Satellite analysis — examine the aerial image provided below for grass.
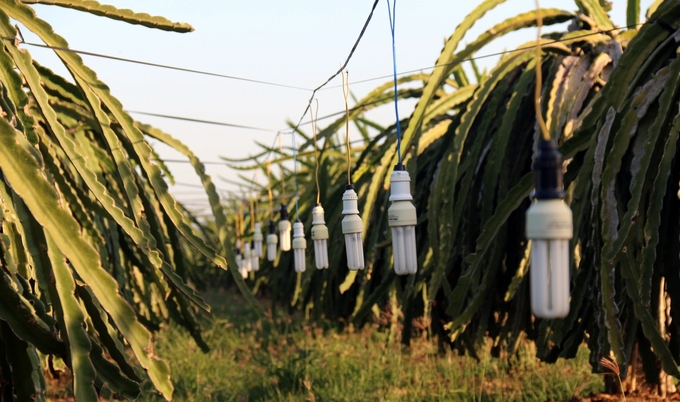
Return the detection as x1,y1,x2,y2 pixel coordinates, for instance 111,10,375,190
135,289,604,401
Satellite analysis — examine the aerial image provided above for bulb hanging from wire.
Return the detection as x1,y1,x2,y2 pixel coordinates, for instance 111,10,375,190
526,139,572,319
243,242,253,273
235,243,247,279
251,241,260,272
253,222,263,258
266,220,278,262
292,220,306,273
341,185,364,270
279,204,292,252
311,204,329,269
388,165,417,275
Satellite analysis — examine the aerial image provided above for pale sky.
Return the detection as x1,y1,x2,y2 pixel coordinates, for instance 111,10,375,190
22,0,652,212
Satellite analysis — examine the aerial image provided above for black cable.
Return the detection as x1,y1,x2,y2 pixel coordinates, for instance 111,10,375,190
131,24,647,134
287,0,380,137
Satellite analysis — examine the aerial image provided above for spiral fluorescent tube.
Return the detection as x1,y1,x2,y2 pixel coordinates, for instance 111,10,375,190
311,204,329,269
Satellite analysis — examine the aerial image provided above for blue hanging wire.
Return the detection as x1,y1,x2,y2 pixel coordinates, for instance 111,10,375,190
292,127,300,220
386,0,402,166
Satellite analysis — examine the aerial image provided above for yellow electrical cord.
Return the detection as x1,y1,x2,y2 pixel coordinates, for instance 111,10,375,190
342,70,352,185
311,99,321,204
534,0,550,141
250,192,256,234
278,133,286,197
266,160,274,221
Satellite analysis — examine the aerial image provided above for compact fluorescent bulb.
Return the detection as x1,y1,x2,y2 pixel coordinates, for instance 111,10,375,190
279,204,292,252
292,220,306,273
243,243,253,272
251,241,260,272
235,249,247,279
526,139,573,319
388,165,417,275
311,204,329,269
253,222,263,258
266,221,278,262
341,185,364,270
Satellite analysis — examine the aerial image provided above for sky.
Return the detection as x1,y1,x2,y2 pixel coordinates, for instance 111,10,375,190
21,0,653,213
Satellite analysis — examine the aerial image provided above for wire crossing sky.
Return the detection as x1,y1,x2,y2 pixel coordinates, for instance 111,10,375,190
22,0,654,207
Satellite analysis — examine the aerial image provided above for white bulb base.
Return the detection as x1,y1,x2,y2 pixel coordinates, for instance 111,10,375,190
341,186,364,270
526,199,573,319
388,167,417,275
292,221,306,273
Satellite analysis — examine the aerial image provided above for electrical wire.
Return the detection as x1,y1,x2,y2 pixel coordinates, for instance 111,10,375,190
311,100,321,204
249,171,258,233
292,126,300,220
286,0,380,143
342,71,352,185
278,133,286,198
534,1,550,141
5,37,311,91
386,0,402,165
319,23,645,91
266,161,274,221
123,25,643,137
128,110,277,132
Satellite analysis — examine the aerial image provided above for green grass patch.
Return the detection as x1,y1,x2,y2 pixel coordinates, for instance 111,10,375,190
139,290,603,401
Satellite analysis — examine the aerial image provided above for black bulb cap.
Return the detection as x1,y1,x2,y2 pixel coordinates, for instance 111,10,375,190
345,184,355,191
394,163,406,171
279,204,289,220
268,220,276,234
533,139,565,200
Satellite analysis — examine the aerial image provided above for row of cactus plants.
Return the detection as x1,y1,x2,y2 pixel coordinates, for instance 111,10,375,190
0,0,262,400
226,0,680,392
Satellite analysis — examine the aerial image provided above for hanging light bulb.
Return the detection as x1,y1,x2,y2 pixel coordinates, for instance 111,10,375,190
235,247,247,279
311,204,329,269
292,220,306,272
279,204,292,252
388,165,417,275
341,185,364,270
253,222,263,258
526,139,572,319
243,242,253,273
251,241,260,272
266,220,278,262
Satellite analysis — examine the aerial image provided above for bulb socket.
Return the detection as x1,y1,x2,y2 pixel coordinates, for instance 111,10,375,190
279,204,289,220
533,139,565,200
